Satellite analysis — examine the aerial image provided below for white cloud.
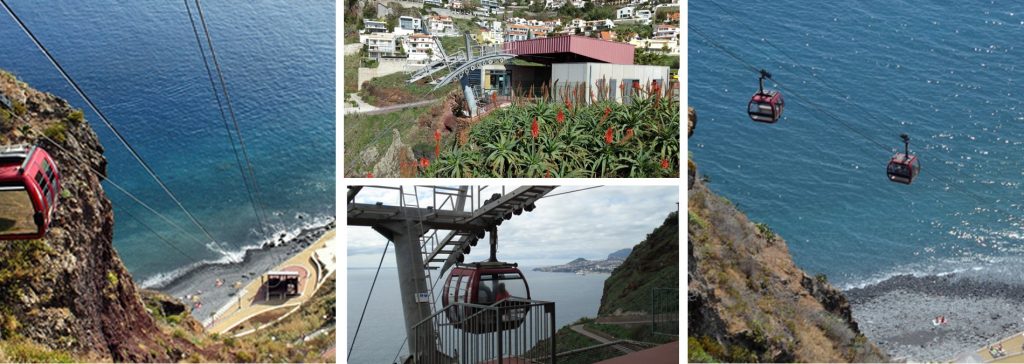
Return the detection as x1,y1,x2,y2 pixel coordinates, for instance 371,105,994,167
347,186,678,268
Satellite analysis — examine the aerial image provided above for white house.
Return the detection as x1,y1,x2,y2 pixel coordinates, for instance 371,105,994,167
363,19,388,33
405,34,440,64
569,18,587,29
399,16,422,31
629,37,679,55
635,9,652,22
545,0,566,9
361,32,400,59
653,24,678,39
586,19,615,31
424,15,456,35
616,6,634,19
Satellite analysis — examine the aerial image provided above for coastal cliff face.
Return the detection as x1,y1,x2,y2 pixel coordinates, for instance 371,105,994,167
598,212,678,316
0,70,193,361
687,160,888,363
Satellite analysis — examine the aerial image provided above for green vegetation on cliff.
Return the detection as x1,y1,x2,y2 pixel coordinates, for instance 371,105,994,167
525,211,680,363
600,211,679,315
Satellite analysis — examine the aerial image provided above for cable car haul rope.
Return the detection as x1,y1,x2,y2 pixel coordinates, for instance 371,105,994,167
0,0,274,255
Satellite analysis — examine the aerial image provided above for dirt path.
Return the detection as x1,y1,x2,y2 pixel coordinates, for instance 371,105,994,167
346,97,440,116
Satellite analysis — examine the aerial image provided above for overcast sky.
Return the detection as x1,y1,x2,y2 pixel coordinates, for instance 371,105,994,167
347,185,679,268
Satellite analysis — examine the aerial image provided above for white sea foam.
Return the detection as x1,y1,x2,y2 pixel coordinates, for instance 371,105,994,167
137,214,335,289
840,254,1024,291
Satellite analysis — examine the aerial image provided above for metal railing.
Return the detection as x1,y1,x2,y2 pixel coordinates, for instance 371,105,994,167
652,287,679,336
412,298,557,364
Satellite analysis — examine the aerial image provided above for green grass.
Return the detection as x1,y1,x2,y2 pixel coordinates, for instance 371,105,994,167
438,36,470,57
688,211,706,230
358,71,454,107
599,212,679,315
688,336,720,363
343,105,435,176
42,123,67,143
0,338,75,363
65,110,84,125
344,50,360,95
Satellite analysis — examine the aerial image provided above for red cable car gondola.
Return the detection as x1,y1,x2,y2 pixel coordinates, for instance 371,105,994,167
748,69,785,123
0,144,60,240
887,133,920,185
442,229,532,334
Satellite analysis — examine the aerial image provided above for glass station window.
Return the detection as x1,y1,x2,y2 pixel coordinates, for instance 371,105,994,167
0,186,37,235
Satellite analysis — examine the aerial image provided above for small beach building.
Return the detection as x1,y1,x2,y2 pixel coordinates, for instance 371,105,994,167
264,271,301,300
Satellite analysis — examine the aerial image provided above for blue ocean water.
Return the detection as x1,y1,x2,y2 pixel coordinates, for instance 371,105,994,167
347,268,610,363
690,1,1024,288
0,1,334,285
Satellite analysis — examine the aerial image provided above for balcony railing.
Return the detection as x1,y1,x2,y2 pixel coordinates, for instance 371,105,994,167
412,298,557,364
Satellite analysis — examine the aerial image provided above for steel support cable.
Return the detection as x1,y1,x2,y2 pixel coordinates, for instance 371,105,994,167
691,24,1011,215
702,0,904,139
0,0,223,248
36,134,208,247
540,185,602,199
193,0,276,227
701,0,1004,149
118,202,202,262
348,239,392,361
183,0,267,234
689,25,891,153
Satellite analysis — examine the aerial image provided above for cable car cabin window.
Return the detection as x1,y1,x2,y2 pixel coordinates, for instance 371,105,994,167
748,101,771,115
456,274,468,304
888,163,910,177
0,186,39,235
477,273,527,304
34,172,51,210
40,160,57,206
446,273,469,322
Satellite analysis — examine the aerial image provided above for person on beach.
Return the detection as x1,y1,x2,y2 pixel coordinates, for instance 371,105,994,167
215,278,223,287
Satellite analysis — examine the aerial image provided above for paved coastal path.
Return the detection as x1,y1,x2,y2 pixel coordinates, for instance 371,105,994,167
206,229,336,335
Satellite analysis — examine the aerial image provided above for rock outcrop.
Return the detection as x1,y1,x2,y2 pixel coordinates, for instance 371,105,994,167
0,70,196,361
688,161,888,363
688,106,696,137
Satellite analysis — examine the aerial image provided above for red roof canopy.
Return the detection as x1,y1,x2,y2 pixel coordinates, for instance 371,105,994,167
502,35,634,65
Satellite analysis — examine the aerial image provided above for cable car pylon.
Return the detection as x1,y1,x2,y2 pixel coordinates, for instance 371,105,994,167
348,186,555,363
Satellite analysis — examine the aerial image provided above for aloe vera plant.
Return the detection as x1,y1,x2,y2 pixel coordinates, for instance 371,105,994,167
425,80,680,178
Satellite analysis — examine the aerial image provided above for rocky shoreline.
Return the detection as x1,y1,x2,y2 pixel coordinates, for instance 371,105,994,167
155,219,335,321
846,273,1024,361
